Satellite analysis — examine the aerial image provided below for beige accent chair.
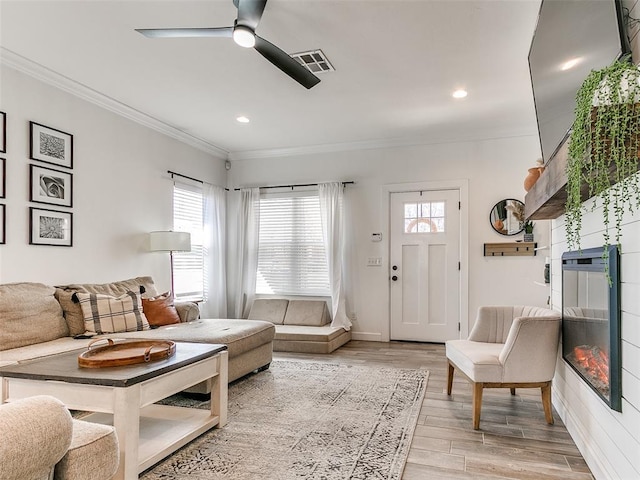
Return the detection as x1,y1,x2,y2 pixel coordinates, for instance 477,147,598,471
0,395,119,480
445,306,562,430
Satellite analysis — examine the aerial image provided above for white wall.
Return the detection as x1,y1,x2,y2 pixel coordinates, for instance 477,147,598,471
228,135,550,340
0,65,226,291
550,189,640,480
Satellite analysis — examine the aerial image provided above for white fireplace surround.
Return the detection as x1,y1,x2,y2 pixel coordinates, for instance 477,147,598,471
551,193,640,480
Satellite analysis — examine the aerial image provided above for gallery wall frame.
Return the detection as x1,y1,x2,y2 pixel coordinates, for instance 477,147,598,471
29,164,72,207
0,158,5,199
0,111,6,153
29,207,73,247
0,204,5,244
29,121,73,169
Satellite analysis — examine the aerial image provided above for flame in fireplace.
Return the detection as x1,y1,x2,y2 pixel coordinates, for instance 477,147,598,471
573,345,609,387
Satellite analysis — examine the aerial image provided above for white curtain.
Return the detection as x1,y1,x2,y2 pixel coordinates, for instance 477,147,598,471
318,182,353,330
202,184,227,318
234,188,260,318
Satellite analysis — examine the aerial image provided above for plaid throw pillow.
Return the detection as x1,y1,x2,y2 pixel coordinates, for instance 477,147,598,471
75,291,150,334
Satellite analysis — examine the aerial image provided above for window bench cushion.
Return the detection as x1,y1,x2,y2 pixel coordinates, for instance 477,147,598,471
274,325,351,354
248,299,288,324
283,300,330,326
247,299,349,353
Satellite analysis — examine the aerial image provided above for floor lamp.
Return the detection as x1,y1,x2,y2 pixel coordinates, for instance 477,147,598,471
149,231,191,299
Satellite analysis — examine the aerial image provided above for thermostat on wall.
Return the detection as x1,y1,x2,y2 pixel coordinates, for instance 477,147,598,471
371,233,382,242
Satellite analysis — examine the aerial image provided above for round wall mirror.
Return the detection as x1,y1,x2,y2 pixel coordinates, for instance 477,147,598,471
490,199,525,236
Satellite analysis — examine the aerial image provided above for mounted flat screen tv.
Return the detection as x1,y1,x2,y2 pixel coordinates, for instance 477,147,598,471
528,0,630,164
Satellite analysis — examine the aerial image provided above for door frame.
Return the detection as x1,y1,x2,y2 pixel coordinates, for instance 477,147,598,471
381,179,469,342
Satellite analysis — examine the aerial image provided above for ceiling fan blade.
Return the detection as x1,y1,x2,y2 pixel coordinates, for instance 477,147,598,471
254,35,320,89
236,0,267,30
136,27,233,38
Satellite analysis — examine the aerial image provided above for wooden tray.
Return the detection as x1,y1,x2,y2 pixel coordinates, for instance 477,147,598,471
78,338,176,368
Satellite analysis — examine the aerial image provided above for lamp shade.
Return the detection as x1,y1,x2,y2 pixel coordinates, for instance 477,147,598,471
149,231,191,252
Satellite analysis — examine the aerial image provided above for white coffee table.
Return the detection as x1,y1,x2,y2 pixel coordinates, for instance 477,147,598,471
0,342,228,480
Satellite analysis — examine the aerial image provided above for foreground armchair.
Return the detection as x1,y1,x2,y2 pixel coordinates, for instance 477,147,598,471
445,306,561,430
0,395,119,480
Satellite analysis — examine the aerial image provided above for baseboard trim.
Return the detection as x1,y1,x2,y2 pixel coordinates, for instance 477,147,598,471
351,332,383,342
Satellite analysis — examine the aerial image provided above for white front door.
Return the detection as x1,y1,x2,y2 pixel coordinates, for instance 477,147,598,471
390,189,460,342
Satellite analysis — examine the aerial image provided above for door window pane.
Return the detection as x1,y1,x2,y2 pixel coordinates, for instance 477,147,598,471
404,201,446,233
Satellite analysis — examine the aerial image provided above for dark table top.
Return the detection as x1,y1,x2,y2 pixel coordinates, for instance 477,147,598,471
0,342,227,387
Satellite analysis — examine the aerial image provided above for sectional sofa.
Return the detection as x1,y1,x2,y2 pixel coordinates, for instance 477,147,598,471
0,276,275,393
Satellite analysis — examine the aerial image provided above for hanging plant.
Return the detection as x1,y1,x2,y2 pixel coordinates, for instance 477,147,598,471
566,58,640,268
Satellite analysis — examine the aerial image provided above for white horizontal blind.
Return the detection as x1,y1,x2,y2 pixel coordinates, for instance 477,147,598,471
256,191,330,296
173,183,204,300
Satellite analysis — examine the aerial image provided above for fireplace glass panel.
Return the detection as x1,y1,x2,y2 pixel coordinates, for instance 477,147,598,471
562,246,621,412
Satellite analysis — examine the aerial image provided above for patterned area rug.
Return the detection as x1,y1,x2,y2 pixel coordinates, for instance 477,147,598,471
142,360,428,480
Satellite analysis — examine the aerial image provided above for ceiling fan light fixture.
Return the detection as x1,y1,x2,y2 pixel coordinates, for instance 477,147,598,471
233,26,255,48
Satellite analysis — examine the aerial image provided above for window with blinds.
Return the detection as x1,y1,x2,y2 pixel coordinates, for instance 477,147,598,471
173,183,204,300
256,192,330,296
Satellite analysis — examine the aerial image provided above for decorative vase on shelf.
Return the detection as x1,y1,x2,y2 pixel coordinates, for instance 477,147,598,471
524,233,534,242
524,158,545,192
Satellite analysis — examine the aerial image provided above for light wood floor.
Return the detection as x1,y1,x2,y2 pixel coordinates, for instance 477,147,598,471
275,340,594,480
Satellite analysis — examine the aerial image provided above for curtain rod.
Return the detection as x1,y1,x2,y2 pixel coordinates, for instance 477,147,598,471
234,181,355,191
168,170,229,191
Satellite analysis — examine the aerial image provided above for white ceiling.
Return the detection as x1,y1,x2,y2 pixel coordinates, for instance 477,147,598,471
0,0,543,159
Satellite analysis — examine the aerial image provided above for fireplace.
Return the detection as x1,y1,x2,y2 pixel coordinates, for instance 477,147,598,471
562,246,621,412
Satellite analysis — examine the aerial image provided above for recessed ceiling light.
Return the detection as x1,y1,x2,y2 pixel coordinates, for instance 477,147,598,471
452,89,468,99
561,57,581,71
236,116,250,124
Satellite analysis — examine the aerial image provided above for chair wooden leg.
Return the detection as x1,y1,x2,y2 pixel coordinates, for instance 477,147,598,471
447,362,454,395
510,388,516,396
472,382,484,430
541,381,554,425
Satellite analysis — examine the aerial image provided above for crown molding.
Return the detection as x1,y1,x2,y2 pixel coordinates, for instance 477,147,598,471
228,128,538,161
1,48,229,159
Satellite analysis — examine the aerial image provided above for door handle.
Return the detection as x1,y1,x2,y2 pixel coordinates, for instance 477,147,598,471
391,275,398,281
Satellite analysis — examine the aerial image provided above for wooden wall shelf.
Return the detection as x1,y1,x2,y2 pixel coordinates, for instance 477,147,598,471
524,135,640,220
524,142,569,220
484,242,537,257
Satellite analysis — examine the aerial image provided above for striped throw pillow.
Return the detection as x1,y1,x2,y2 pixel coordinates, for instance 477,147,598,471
75,291,150,334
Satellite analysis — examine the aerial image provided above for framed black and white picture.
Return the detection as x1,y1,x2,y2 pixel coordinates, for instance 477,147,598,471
0,158,5,199
30,122,73,169
0,111,6,153
29,207,73,247
29,164,72,207
0,204,5,245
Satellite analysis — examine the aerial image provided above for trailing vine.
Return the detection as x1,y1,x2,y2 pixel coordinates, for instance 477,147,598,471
566,58,640,272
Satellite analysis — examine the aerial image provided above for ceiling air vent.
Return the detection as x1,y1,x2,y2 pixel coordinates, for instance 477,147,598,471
291,49,334,74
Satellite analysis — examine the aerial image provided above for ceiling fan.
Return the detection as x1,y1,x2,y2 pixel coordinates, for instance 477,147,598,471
135,0,321,89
